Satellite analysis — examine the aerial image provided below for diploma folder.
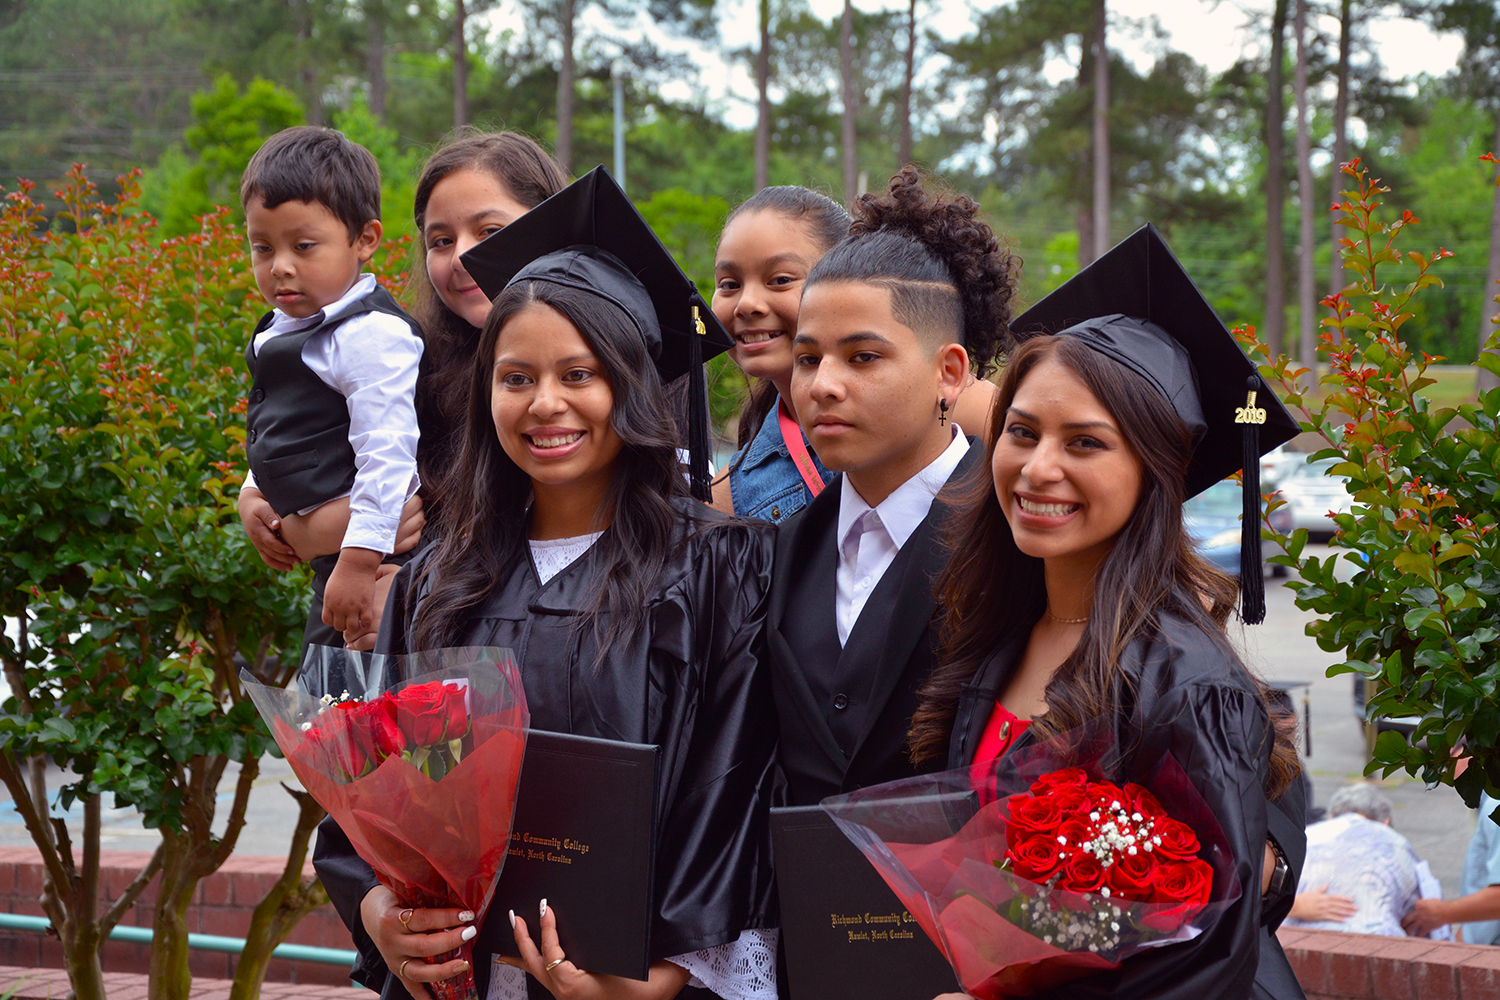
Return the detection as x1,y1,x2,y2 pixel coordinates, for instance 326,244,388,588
771,804,958,1000
482,730,661,981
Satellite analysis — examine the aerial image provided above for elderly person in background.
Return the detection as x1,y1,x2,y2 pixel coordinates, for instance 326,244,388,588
1286,782,1447,938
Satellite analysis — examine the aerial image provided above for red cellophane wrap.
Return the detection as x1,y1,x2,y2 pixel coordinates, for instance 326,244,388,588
820,718,1241,998
243,646,530,1000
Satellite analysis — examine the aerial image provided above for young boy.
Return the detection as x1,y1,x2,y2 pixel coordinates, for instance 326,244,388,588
236,126,422,654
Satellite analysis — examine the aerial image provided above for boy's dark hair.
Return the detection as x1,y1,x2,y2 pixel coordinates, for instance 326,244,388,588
240,126,382,241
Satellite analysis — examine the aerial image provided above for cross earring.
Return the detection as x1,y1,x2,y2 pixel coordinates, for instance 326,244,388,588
938,398,950,426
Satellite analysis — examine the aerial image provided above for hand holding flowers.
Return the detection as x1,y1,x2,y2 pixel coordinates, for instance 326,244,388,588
244,647,529,1000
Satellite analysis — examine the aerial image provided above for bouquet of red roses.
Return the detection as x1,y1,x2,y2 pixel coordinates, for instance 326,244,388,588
821,721,1240,998
243,646,530,1000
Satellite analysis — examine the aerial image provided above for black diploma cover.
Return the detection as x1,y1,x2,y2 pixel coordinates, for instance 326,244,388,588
771,805,958,1000
482,730,661,980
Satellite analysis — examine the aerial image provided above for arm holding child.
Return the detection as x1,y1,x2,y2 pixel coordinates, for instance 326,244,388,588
237,479,300,571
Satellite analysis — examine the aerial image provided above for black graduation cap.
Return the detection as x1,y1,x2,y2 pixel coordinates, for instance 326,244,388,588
460,166,731,500
1011,224,1298,624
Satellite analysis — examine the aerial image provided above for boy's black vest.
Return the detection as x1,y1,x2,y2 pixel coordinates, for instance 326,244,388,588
244,284,422,517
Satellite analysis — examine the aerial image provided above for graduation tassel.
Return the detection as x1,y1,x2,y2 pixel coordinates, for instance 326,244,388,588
1237,375,1267,624
687,305,711,502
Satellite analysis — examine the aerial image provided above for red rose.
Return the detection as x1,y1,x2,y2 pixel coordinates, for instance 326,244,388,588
300,712,371,780
389,681,470,748
1029,767,1088,795
1055,817,1091,853
1051,786,1093,816
1086,781,1127,810
1060,851,1107,893
1006,834,1065,882
1139,898,1201,934
1005,793,1066,850
1152,818,1201,860
1152,858,1213,906
343,699,405,765
1108,847,1159,901
1123,783,1166,820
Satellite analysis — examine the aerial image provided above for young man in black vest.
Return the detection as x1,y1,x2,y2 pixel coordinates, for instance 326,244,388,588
767,172,1016,805
235,126,423,653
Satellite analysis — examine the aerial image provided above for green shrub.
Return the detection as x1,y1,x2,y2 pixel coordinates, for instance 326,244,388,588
1240,158,1500,820
0,166,318,1000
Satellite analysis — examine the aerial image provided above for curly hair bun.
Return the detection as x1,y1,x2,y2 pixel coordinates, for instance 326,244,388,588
820,165,1019,375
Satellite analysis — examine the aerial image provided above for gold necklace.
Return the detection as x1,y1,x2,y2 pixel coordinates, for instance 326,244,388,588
1046,606,1088,625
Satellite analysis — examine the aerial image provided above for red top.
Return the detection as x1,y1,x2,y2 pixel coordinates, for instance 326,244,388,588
969,702,1031,799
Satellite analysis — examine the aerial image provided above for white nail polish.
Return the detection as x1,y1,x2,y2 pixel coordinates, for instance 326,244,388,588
509,909,516,929
458,910,475,922
539,898,548,919
461,925,478,942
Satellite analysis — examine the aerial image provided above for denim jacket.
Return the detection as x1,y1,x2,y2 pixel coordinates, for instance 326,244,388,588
727,404,835,524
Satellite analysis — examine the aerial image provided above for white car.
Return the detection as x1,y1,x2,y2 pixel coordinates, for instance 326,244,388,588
1259,444,1306,490
1276,458,1354,540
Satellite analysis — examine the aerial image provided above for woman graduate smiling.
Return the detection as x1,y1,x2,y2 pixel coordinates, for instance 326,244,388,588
909,227,1307,999
313,169,778,1000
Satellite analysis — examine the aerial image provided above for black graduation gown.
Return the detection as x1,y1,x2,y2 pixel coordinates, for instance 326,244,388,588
946,611,1307,1000
313,503,780,1000
767,439,983,806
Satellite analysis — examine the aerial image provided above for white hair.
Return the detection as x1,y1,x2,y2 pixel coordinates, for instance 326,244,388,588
1327,782,1393,824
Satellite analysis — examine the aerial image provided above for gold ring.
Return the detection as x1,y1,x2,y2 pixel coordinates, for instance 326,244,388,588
398,908,415,931
544,957,565,972
398,958,412,978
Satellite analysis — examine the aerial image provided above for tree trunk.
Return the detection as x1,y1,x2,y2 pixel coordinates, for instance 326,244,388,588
1091,0,1110,259
0,751,109,1000
898,0,917,168
754,0,770,191
1328,0,1351,299
840,0,857,205
59,801,107,1000
365,2,387,123
1294,0,1317,375
1479,100,1500,393
1075,49,1095,268
1076,201,1094,270
296,0,322,125
149,829,198,1000
230,788,330,1000
1264,0,1290,356
453,0,468,129
556,0,575,173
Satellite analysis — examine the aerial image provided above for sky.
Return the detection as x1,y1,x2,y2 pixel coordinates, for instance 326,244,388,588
528,0,1469,130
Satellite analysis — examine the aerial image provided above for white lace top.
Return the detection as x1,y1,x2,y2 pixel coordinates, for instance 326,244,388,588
528,532,604,585
506,532,781,997
485,928,779,1000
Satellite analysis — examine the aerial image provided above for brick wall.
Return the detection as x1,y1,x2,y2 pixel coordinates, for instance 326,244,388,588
1278,927,1500,999
0,847,358,987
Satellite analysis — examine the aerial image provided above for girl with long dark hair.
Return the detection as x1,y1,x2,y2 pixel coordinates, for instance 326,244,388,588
408,130,570,498
314,173,779,1000
910,227,1306,999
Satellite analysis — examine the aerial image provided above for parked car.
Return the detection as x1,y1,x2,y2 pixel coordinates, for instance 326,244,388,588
1277,458,1354,541
1183,478,1294,578
1259,444,1307,490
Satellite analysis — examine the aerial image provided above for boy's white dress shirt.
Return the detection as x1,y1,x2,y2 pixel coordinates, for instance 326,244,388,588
244,273,421,556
